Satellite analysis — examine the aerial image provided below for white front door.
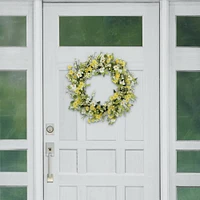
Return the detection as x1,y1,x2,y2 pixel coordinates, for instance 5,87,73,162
44,3,159,200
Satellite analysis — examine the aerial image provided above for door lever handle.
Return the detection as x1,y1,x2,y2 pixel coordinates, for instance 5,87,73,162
46,143,54,183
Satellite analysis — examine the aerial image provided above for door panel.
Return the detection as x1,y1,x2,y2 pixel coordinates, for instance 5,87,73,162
44,3,159,200
0,2,33,200
170,3,200,200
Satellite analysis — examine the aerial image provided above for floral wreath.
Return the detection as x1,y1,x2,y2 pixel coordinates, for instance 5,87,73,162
67,53,137,125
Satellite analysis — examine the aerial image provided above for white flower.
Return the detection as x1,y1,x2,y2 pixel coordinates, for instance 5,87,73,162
100,56,105,63
113,65,119,71
120,80,125,85
121,99,126,106
77,70,82,78
81,109,86,114
71,84,76,91
86,98,90,104
118,69,122,73
99,67,105,73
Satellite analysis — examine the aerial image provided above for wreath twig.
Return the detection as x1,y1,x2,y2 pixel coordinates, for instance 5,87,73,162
66,53,137,125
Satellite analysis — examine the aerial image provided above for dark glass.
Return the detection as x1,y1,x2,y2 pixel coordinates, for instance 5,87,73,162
0,71,26,139
0,187,27,200
177,187,200,200
177,151,200,173
0,16,26,46
59,16,142,46
177,72,200,140
0,150,27,172
177,16,200,47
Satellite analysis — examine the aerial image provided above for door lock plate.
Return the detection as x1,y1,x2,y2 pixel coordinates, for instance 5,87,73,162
46,142,54,156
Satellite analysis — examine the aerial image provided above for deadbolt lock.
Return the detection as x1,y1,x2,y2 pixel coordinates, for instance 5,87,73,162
46,124,54,135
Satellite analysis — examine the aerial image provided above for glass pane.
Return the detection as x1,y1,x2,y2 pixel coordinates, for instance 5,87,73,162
0,150,27,172
0,187,27,200
177,16,200,47
177,187,200,200
177,151,200,173
59,16,142,46
0,16,26,46
177,72,200,140
0,71,26,139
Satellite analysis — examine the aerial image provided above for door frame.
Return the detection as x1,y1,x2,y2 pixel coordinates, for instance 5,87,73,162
33,1,170,200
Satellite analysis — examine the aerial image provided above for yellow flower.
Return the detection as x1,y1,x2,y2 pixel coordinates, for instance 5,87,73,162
95,114,102,120
75,88,81,94
76,98,81,104
68,70,74,75
120,60,126,67
73,75,77,79
106,58,111,64
68,65,72,70
86,107,89,111
108,105,114,114
90,104,95,111
115,72,120,80
125,94,132,102
86,67,92,73
116,59,119,64
110,92,119,101
78,81,85,89
73,98,81,108
90,60,98,67
73,102,78,108
114,93,119,99
108,54,113,59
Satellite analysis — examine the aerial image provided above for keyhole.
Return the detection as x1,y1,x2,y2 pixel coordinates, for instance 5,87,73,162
48,148,52,152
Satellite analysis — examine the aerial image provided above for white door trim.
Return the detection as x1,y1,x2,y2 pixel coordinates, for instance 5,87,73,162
160,1,170,200
33,1,170,200
33,1,43,200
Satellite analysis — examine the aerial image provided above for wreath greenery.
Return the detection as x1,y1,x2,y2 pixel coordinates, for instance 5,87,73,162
67,53,137,125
